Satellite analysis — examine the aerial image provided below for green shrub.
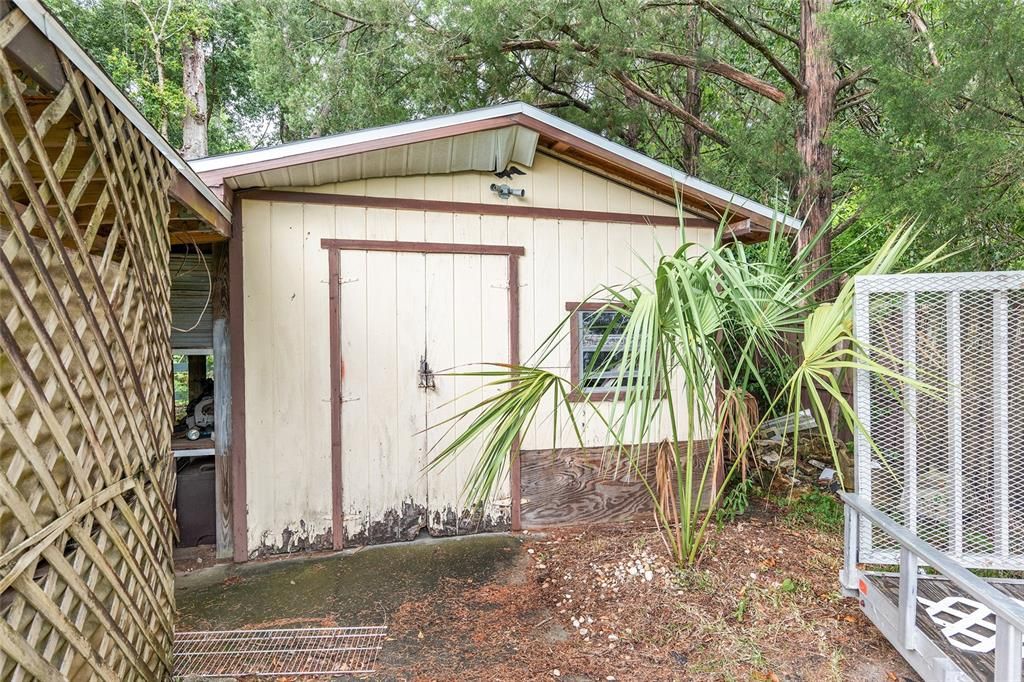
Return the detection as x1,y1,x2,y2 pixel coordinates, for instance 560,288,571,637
716,479,755,524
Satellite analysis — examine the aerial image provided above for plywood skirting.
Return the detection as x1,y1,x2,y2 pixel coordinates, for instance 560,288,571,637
520,441,715,528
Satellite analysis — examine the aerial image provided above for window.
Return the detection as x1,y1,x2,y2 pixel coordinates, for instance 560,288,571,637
567,302,640,401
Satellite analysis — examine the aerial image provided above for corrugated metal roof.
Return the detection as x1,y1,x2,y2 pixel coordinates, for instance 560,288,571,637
170,253,213,352
228,126,538,189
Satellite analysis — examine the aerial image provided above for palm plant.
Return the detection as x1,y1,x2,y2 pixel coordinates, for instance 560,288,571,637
430,215,945,567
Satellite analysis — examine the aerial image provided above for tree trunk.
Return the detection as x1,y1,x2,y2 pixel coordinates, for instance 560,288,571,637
181,31,209,159
154,43,168,139
681,9,703,175
188,354,207,402
794,0,837,301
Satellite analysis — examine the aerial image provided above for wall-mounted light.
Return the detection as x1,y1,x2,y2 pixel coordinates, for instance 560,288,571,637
490,183,526,200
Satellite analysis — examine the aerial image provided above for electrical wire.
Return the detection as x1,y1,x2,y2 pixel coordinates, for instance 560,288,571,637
170,234,213,333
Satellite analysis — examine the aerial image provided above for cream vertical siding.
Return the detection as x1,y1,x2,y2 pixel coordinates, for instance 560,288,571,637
240,153,714,554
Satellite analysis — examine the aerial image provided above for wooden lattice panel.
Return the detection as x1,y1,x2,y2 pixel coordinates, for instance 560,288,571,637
0,8,177,680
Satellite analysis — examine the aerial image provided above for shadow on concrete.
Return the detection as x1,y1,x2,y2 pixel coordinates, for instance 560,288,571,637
175,533,524,631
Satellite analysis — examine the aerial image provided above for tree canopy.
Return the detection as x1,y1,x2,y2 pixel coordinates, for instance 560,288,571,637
51,0,1024,272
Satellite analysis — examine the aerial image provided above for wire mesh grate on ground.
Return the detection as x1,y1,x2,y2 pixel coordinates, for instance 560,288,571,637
173,626,387,678
853,271,1024,570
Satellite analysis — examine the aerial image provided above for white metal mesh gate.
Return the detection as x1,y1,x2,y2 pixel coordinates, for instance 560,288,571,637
854,272,1024,570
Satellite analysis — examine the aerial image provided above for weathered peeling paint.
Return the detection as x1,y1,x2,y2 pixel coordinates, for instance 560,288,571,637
248,501,511,555
251,519,333,559
346,499,427,545
342,500,510,546
429,504,511,537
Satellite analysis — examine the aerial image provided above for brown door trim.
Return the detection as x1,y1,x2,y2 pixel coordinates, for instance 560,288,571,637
507,255,522,531
241,188,710,229
323,239,525,546
327,248,343,549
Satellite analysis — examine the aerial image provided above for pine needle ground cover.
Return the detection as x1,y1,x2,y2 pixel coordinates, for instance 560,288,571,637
373,503,916,681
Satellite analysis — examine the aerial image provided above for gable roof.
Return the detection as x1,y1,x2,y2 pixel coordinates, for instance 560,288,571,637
10,0,231,236
192,102,801,234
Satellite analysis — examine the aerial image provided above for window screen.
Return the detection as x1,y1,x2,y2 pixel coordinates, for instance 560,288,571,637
577,308,638,394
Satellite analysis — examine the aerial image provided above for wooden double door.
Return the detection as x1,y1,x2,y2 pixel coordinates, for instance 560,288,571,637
334,245,513,543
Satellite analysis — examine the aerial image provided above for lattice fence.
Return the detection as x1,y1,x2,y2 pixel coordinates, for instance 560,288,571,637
0,8,178,680
854,272,1024,570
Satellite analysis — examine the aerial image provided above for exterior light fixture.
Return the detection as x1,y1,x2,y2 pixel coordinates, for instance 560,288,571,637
489,183,526,200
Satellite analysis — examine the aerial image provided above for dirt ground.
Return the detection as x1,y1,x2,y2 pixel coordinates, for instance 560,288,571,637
175,500,918,681
376,503,918,682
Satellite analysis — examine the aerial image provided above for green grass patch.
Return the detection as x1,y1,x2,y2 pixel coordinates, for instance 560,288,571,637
780,490,843,533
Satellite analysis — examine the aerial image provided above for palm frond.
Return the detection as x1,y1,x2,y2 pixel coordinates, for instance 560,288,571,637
427,211,944,566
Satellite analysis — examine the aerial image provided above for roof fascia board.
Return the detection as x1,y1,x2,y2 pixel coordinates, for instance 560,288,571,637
12,0,231,225
169,176,231,236
515,106,801,230
520,116,786,231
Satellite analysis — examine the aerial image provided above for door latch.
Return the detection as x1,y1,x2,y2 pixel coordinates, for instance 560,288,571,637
418,355,436,390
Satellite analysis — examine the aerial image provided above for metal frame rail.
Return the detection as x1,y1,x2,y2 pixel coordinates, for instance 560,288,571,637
841,492,1024,681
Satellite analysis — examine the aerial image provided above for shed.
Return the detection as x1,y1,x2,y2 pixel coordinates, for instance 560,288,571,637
0,0,229,678
192,103,799,560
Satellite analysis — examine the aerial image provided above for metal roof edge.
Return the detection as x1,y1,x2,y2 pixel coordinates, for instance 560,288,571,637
191,101,801,231
519,104,802,231
190,102,530,172
14,0,231,222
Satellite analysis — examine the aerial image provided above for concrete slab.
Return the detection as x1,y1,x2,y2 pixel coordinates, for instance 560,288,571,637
175,533,524,631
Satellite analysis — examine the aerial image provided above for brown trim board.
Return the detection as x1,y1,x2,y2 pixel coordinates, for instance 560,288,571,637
242,189,716,229
508,255,522,532
320,238,524,256
321,238,525,538
509,112,779,231
170,175,231,238
228,195,248,562
327,248,343,550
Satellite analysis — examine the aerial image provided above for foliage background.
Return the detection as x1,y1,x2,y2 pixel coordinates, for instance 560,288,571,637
49,0,1024,273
